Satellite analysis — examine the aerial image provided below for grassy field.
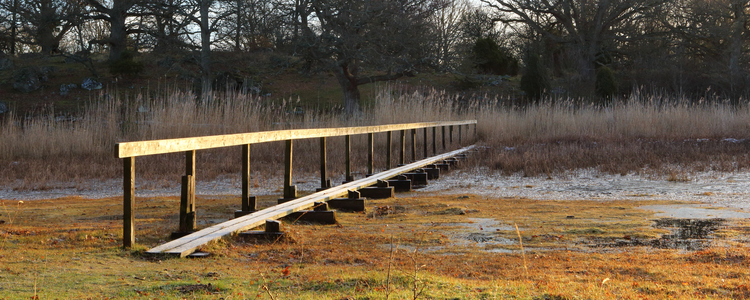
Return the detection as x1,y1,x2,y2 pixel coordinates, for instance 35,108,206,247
1,194,749,299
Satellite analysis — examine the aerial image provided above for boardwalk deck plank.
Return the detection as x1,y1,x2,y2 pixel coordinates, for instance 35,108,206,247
147,146,475,257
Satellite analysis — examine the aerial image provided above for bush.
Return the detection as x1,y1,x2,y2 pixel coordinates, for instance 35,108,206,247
595,66,617,101
109,51,144,76
472,38,519,76
520,53,549,101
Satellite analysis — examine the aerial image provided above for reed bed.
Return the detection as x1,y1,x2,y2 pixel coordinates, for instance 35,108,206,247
2,86,750,190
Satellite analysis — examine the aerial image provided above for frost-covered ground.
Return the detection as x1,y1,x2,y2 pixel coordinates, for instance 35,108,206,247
419,168,750,211
3,168,750,211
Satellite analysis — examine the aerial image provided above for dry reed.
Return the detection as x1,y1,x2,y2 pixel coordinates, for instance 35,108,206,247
2,86,750,189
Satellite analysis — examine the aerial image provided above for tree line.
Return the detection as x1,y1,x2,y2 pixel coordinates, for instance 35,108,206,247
1,0,749,107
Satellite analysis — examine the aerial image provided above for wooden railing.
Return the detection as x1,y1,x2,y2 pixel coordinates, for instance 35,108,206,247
115,120,477,248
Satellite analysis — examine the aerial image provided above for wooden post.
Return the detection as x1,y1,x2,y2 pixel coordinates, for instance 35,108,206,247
449,125,454,144
442,126,446,149
474,123,477,140
458,124,462,145
241,144,255,211
123,157,135,248
367,133,374,174
319,137,329,189
432,127,437,155
423,127,428,158
399,130,405,165
386,131,392,170
411,129,416,162
345,135,353,182
179,150,196,233
284,140,297,199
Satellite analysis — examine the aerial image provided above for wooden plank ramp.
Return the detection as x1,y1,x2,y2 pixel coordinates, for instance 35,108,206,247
147,145,475,257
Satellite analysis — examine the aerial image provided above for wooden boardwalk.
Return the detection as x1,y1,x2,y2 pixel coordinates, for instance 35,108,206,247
147,145,475,257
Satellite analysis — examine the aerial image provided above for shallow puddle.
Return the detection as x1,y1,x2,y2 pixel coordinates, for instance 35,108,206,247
449,218,517,250
601,217,728,251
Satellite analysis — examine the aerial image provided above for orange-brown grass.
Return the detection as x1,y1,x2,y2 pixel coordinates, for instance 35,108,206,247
1,195,748,299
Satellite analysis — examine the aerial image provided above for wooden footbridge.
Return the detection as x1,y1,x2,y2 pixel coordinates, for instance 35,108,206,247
115,120,477,257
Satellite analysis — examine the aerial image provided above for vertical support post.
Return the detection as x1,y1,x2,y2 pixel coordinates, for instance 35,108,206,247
432,127,437,154
399,130,405,165
345,135,353,182
386,131,392,170
367,133,374,175
241,144,255,212
284,140,297,199
179,150,196,233
441,126,446,150
459,124,462,144
423,127,428,158
450,125,454,144
474,123,477,140
320,137,330,189
411,129,416,162
123,157,135,248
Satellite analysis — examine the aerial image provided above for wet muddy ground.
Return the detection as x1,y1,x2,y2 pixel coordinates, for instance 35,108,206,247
3,167,750,255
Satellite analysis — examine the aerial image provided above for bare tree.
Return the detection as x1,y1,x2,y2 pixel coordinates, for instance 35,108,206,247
298,0,443,113
482,0,668,91
665,0,750,95
213,0,283,51
84,0,145,61
0,0,83,54
427,0,469,70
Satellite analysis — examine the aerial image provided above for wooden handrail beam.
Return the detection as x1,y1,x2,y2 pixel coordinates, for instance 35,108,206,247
115,121,476,158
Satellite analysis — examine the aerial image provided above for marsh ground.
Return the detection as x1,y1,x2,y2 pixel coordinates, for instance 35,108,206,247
2,170,750,299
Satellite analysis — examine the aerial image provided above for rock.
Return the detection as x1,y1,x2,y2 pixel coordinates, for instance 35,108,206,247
0,52,12,70
12,66,52,92
81,78,102,90
60,84,77,96
0,101,7,114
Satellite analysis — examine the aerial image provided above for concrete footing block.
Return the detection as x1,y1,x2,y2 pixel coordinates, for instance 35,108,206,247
434,163,450,171
444,158,459,167
403,172,428,186
238,220,285,241
422,167,440,180
328,198,366,211
359,186,395,199
286,210,337,224
387,179,412,192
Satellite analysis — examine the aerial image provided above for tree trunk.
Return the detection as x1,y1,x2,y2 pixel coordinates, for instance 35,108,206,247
108,2,129,61
10,0,17,55
234,0,243,51
335,66,361,114
728,0,746,96
200,0,212,101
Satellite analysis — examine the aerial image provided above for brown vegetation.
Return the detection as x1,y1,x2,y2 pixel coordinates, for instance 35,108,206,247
1,194,748,298
2,87,750,190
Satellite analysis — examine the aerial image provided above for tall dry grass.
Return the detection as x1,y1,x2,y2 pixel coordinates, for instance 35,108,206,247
476,94,750,144
2,85,750,189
